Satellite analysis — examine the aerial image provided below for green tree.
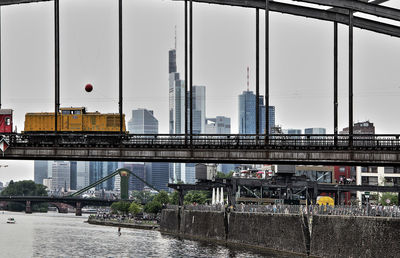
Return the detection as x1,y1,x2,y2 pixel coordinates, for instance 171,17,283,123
379,193,399,206
144,200,162,214
110,201,131,214
216,171,234,179
130,190,155,204
184,191,208,205
170,191,179,205
142,191,170,214
110,202,121,213
129,201,143,215
154,191,170,205
1,180,48,212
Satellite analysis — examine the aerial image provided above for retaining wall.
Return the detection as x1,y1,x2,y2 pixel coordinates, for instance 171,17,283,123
161,209,400,257
310,215,400,258
160,209,308,255
228,212,308,255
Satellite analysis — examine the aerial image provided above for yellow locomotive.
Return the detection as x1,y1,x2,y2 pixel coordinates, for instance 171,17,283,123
24,107,126,133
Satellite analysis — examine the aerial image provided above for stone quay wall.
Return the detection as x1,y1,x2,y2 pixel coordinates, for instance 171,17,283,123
160,208,400,257
160,208,308,255
310,215,400,258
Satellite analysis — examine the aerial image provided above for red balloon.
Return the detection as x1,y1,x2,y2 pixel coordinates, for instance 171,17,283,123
85,84,93,92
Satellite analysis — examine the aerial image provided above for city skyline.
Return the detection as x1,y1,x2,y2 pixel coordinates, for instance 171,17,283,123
0,0,399,182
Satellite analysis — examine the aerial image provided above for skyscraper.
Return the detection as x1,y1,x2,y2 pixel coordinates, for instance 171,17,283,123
76,161,90,190
70,161,77,190
169,49,185,183
188,86,206,134
128,109,158,134
124,163,146,191
169,49,185,135
34,160,48,185
52,161,70,192
238,90,275,134
305,128,326,134
145,162,170,192
205,116,231,134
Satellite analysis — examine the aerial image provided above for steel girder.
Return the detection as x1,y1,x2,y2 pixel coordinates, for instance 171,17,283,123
0,0,399,36
173,0,400,37
292,0,400,21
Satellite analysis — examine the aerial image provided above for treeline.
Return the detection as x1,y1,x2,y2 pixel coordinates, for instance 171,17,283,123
111,190,209,215
0,180,48,212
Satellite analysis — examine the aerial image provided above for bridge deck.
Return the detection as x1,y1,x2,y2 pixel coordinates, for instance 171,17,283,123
1,134,400,165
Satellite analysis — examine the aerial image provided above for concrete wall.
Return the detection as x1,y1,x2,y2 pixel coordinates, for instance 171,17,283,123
160,209,308,255
310,215,400,258
180,210,226,241
161,209,400,256
160,209,180,234
228,212,308,255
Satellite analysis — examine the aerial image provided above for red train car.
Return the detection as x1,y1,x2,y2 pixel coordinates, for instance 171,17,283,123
0,109,13,133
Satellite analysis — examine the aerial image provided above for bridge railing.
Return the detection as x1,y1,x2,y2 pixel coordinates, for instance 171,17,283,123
4,133,400,149
235,204,400,217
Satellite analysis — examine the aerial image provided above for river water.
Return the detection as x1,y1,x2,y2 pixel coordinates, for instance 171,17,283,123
0,211,298,258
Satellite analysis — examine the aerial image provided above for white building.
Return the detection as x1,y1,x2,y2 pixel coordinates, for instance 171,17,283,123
43,178,53,191
52,161,70,192
356,166,400,204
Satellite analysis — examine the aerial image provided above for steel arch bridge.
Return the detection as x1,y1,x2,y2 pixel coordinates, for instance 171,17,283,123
0,0,398,165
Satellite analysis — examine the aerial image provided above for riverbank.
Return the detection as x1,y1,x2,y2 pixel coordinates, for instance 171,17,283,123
87,218,159,230
160,207,400,257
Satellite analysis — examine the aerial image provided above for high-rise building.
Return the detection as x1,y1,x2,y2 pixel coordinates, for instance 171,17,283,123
283,129,302,134
305,128,326,134
238,90,275,134
340,121,375,134
169,48,187,183
52,161,70,192
124,163,146,191
145,162,170,191
70,161,77,190
187,86,206,134
205,116,231,134
169,49,185,135
106,162,118,190
34,160,48,185
89,162,104,190
128,109,158,134
76,161,90,190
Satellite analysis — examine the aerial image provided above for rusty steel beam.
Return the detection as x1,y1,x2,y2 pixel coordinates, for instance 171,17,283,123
0,0,51,5
292,0,400,21
173,0,400,37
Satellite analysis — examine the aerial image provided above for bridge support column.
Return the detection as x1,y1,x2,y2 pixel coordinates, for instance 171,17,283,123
75,202,82,216
178,189,184,206
312,183,318,204
25,200,32,214
398,192,400,206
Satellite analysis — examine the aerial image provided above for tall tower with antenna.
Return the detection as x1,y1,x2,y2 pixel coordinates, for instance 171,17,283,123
247,66,250,91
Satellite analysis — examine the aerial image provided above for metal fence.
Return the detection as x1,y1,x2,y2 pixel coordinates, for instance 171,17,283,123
167,204,400,218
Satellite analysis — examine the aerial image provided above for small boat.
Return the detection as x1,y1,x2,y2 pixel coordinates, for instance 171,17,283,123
7,217,15,224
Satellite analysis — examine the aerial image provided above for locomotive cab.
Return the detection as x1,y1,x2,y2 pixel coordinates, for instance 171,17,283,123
60,107,85,131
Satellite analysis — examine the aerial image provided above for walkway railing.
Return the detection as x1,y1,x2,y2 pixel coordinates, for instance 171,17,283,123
4,133,400,150
167,204,400,218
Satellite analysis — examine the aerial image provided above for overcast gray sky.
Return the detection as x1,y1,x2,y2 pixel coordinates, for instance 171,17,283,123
0,0,400,183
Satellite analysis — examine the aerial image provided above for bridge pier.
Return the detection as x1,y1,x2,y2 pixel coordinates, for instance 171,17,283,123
75,202,82,216
398,193,400,206
25,200,32,214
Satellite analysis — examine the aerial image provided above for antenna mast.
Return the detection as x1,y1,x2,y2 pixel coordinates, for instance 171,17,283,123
247,66,249,91
175,25,177,50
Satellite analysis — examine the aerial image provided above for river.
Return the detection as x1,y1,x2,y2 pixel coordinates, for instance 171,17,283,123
0,211,299,257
